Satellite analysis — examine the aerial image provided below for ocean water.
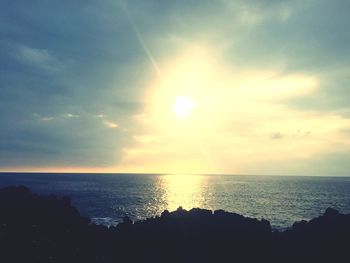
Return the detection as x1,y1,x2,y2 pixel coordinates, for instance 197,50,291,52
0,173,349,230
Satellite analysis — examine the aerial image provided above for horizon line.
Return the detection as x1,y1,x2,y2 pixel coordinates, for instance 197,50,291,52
0,171,349,177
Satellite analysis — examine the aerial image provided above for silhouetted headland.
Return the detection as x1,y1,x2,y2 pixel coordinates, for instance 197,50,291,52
0,186,349,263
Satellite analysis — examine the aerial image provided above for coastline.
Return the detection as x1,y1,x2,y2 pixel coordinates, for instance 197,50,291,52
1,186,349,263
1,172,349,230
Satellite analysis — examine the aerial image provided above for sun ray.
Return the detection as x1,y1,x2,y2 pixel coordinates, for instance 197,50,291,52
120,1,165,83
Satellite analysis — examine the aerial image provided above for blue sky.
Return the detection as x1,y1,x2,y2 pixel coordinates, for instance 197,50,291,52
1,0,350,175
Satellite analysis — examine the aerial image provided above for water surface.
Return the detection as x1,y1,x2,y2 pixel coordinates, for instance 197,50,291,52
0,173,349,229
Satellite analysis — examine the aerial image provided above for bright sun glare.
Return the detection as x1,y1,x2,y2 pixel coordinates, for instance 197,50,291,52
172,96,196,119
119,45,332,174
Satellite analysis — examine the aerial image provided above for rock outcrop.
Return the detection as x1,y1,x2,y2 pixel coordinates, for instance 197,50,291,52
0,186,349,263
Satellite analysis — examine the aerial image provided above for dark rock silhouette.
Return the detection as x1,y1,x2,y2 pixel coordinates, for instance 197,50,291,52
0,186,349,263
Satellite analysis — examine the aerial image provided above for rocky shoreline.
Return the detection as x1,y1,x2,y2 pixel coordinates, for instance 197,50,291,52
0,186,349,263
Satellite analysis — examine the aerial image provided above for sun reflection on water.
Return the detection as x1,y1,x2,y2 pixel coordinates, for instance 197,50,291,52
158,174,206,211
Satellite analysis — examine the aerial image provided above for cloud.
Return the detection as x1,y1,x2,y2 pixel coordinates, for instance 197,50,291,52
40,117,54,121
271,132,283,140
92,114,119,128
103,121,118,129
237,2,293,26
16,46,51,64
64,113,80,118
33,113,54,122
14,45,62,72
117,44,350,174
33,113,81,122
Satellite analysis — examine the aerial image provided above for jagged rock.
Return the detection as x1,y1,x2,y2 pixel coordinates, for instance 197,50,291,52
0,186,349,263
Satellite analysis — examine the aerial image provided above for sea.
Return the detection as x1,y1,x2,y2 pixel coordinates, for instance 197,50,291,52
0,173,349,230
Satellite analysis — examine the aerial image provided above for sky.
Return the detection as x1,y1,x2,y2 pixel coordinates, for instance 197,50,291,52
0,0,350,175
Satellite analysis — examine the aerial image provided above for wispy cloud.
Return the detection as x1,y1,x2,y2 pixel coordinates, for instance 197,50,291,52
238,3,293,26
64,113,80,119
133,114,149,124
14,45,61,72
93,114,119,128
41,117,54,121
103,121,118,128
33,113,55,122
33,112,80,122
271,132,283,140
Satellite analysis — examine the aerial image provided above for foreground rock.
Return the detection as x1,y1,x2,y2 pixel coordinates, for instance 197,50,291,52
0,186,349,263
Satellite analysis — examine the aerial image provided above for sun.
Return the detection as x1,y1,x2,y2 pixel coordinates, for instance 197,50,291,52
172,96,196,119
